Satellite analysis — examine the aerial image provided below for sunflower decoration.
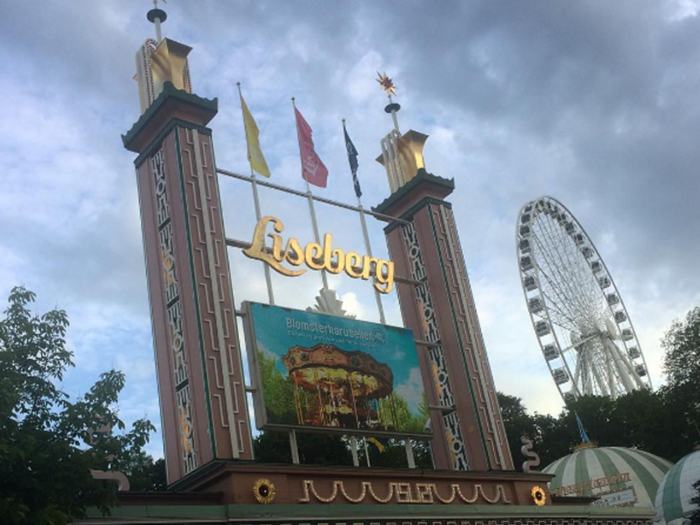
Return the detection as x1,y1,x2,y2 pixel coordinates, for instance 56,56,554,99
253,478,276,504
531,485,546,506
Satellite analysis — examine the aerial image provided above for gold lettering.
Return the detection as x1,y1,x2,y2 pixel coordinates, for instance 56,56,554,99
244,216,395,293
374,260,395,293
270,232,284,262
328,248,345,274
305,242,324,270
243,216,306,277
322,234,345,274
345,252,363,278
287,238,305,266
361,255,378,280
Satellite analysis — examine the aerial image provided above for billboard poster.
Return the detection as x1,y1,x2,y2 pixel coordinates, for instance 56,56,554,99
244,302,431,438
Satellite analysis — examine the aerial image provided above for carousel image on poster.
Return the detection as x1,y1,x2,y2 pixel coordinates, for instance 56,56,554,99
244,302,431,438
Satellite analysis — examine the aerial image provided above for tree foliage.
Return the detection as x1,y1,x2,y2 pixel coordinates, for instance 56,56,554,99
499,388,698,469
690,477,700,525
661,306,700,443
0,286,158,524
253,430,354,466
662,306,700,389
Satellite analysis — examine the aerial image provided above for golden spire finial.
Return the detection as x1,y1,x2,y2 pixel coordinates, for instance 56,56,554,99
376,72,397,98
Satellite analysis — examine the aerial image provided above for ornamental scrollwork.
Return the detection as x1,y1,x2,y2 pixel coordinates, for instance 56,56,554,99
298,480,511,505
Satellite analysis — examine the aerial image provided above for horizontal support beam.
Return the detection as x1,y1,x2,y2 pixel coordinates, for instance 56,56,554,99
217,168,410,225
395,275,423,287
226,237,251,250
428,404,456,412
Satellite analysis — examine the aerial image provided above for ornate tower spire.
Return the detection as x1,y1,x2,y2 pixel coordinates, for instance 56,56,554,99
134,1,192,114
374,73,429,193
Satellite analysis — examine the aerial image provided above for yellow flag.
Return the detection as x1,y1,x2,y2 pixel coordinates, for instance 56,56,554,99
240,95,271,177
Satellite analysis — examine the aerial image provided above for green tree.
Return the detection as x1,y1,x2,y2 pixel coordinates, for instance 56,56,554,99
690,478,700,525
662,306,700,389
661,306,700,448
253,430,353,466
0,286,157,524
258,351,297,424
497,392,568,469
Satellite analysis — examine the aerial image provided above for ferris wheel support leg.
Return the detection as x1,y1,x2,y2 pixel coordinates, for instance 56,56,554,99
572,351,582,393
610,341,646,389
605,345,617,400
604,337,641,392
590,355,609,397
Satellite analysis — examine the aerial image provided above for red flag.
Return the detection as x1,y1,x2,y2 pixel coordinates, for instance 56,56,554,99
294,107,329,188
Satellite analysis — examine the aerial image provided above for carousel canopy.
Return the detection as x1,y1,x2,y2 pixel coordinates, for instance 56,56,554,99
544,445,672,508
283,344,394,398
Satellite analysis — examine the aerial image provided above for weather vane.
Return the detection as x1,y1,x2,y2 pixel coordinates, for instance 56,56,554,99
376,72,397,98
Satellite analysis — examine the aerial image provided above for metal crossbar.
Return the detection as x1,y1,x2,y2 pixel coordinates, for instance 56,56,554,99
216,168,410,225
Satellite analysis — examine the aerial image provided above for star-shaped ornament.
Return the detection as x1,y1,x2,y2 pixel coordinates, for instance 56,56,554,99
376,72,397,97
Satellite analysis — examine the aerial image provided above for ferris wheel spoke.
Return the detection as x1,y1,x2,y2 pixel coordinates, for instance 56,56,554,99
546,215,608,335
532,226,592,322
532,260,583,328
549,218,600,319
581,348,594,395
539,291,580,332
539,216,594,316
551,215,600,314
535,279,581,330
572,349,583,393
558,332,601,355
532,225,584,314
588,347,610,397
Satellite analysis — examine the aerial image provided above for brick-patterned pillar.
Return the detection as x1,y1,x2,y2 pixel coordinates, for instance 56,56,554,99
123,83,253,484
376,169,513,471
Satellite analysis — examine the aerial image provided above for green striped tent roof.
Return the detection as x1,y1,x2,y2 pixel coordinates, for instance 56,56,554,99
543,445,672,508
654,449,700,525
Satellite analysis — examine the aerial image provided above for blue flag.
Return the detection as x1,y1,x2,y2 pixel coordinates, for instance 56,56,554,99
343,122,361,198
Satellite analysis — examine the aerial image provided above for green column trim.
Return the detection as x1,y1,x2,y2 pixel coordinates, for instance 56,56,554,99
174,126,218,458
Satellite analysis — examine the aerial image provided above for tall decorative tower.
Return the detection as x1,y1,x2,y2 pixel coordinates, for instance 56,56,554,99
122,5,253,484
374,74,513,471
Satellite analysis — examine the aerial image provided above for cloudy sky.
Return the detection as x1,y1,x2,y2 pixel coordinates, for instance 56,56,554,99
2,1,699,459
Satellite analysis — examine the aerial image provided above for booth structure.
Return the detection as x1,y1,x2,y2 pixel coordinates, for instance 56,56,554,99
88,5,655,524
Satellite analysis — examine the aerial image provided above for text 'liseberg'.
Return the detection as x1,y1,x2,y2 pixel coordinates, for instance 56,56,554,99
243,216,395,293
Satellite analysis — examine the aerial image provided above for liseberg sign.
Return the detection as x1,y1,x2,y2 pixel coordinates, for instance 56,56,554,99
244,302,430,438
243,216,395,293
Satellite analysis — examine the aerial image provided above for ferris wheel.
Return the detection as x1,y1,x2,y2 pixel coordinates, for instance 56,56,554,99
516,196,652,404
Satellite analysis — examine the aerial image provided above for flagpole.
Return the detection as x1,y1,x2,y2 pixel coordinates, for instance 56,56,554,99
237,82,275,305
292,97,329,291
343,118,387,325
